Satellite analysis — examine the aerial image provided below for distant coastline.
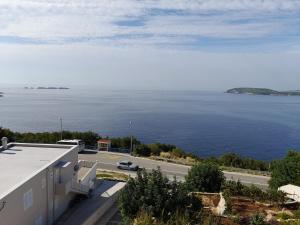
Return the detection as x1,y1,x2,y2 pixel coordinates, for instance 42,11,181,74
24,87,70,90
0,92,3,97
226,88,300,96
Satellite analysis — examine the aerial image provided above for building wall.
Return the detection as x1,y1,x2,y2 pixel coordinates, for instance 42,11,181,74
53,148,78,222
0,147,79,225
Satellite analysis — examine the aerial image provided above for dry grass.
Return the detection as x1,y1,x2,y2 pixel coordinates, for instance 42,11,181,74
96,170,129,181
149,153,197,166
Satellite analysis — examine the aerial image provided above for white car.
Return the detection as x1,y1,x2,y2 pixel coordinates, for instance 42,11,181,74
117,161,139,171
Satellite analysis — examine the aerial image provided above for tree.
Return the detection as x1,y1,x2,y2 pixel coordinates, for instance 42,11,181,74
0,127,15,141
118,168,202,223
219,152,268,171
147,143,162,156
111,136,141,149
185,163,225,193
269,150,300,189
133,144,151,157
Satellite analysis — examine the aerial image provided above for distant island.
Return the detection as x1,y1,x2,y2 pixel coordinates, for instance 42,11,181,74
24,87,70,90
0,92,3,97
37,87,69,90
226,88,300,96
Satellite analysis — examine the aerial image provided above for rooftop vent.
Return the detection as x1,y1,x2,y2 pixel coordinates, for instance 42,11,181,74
1,137,8,150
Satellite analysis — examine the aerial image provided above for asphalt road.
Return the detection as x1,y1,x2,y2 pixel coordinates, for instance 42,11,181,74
79,151,270,189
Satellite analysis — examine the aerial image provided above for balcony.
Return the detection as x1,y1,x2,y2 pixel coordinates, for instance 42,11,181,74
71,160,97,195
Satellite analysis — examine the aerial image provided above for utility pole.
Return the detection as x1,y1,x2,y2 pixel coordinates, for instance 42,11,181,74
60,117,63,140
129,121,133,155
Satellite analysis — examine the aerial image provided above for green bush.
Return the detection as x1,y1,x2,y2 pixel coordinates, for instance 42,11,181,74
172,148,184,158
147,143,162,156
133,144,151,157
118,168,202,223
222,180,286,204
111,136,141,149
218,153,269,171
1,129,100,146
134,210,192,225
185,163,225,193
270,150,300,189
249,214,266,225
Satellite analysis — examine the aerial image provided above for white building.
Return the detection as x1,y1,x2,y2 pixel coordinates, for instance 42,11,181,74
0,137,97,225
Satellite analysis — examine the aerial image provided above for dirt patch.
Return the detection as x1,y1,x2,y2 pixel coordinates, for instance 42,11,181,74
230,196,278,217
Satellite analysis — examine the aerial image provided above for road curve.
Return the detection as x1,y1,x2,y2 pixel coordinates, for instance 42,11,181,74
79,151,270,189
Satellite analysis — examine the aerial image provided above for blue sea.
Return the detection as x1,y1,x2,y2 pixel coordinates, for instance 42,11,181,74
1,87,300,160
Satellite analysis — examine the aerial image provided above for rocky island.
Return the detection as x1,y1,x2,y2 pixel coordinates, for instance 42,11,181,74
24,87,70,90
226,88,300,96
37,87,69,90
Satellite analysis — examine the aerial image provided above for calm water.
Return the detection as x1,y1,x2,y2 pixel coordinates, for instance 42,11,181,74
1,87,300,160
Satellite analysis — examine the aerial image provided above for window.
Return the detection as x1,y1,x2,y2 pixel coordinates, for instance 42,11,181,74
23,189,33,211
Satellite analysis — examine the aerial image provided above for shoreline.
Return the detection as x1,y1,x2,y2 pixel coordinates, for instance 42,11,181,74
0,128,284,176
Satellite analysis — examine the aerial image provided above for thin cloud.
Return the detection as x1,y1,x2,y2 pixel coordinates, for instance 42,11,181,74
0,0,299,51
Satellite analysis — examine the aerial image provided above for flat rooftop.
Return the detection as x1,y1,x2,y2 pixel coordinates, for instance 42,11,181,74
0,143,74,199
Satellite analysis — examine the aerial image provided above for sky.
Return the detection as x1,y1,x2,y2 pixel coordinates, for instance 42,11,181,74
0,0,299,91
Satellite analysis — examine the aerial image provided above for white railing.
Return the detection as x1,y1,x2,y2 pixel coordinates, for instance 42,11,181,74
80,162,97,184
71,160,97,195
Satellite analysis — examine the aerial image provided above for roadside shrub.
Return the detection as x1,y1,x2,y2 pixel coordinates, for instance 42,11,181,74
270,150,300,189
171,148,184,158
118,168,202,223
219,153,269,171
160,152,171,159
111,136,141,149
148,143,162,156
133,144,151,157
185,163,225,193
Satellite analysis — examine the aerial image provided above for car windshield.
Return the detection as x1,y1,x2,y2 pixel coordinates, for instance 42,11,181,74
128,162,132,165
